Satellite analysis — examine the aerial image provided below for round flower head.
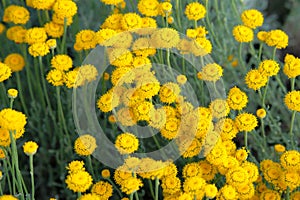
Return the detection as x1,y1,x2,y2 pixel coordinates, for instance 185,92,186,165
28,42,50,57
257,31,268,42
0,23,5,34
101,169,110,179
265,29,288,49
25,27,47,45
256,108,266,119
7,89,18,99
260,189,281,200
280,150,300,170
74,134,97,156
209,99,230,119
191,37,212,56
283,54,300,78
183,176,206,194
74,30,97,51
6,26,26,43
241,9,264,29
8,6,30,24
44,21,64,38
78,194,101,200
46,38,56,49
160,2,172,13
51,54,72,71
0,195,18,200
101,0,123,5
97,90,120,112
274,144,285,153
53,0,77,18
65,170,93,192
46,69,65,86
120,177,143,194
159,82,181,104
151,28,180,48
185,2,206,21
232,25,254,43
95,28,117,46
115,132,139,154
161,176,181,195
284,90,300,112
101,13,123,30
66,160,85,173
32,0,55,10
0,62,12,82
227,86,248,110
4,53,25,72
0,108,27,131
91,181,113,199
218,185,237,200
198,63,223,82
204,184,218,199
258,60,280,77
245,69,268,90
121,13,142,31
52,13,73,26
23,141,39,156
138,0,160,17
235,113,257,132
64,69,79,88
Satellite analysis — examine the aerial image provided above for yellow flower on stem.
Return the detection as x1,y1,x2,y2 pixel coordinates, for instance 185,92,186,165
23,141,39,156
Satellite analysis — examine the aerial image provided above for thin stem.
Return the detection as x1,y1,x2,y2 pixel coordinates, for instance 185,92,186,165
244,131,248,149
262,78,270,106
155,177,159,200
3,157,12,194
134,191,139,200
106,178,123,198
56,87,70,140
175,0,182,31
0,82,9,107
1,0,6,8
29,155,35,200
87,155,95,179
258,43,263,60
130,193,134,200
291,78,295,91
148,180,155,200
194,20,197,28
60,18,68,54
16,72,29,116
289,111,297,149
238,43,246,71
275,75,287,93
77,192,81,198
21,44,35,101
272,47,277,60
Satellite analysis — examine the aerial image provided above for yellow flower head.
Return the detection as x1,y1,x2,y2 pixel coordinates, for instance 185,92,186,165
25,27,47,45
6,26,27,44
52,13,73,26
44,21,64,38
218,185,237,200
232,25,254,43
0,62,12,82
241,9,264,29
100,0,123,5
101,169,110,179
7,88,18,99
46,39,57,49
120,177,143,194
159,82,181,104
28,42,50,57
199,63,223,82
283,54,300,78
235,113,257,132
160,2,172,13
65,170,93,193
191,37,212,56
185,2,206,21
74,30,97,51
121,13,142,31
91,181,113,199
183,176,206,194
0,195,18,200
132,37,156,57
137,0,160,17
182,162,202,178
215,118,239,141
53,0,77,18
7,5,30,25
4,53,25,72
274,144,285,153
0,23,5,34
284,90,300,112
258,60,280,77
227,86,248,110
66,160,85,173
209,99,230,119
256,108,266,119
115,132,139,154
77,194,101,200
260,189,281,200
280,150,300,170
245,69,268,90
205,184,218,199
257,31,268,42
46,69,65,86
51,54,73,71
151,28,180,48
0,108,27,131
32,0,55,10
23,141,39,156
74,134,97,156
265,29,289,49
64,69,79,88
161,176,181,195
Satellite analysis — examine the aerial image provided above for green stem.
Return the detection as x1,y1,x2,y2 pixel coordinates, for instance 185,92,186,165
155,177,159,200
175,0,182,31
130,193,134,200
289,111,297,149
77,192,81,198
258,43,263,61
37,10,43,26
107,178,123,198
1,0,6,8
87,155,95,179
262,78,269,106
21,44,35,101
148,180,155,200
238,43,246,72
0,82,9,107
3,156,12,194
260,118,268,157
272,47,277,60
244,131,248,149
135,191,139,200
287,187,290,200
231,0,240,18
16,72,29,116
291,78,295,91
194,20,197,28
29,155,35,200
44,10,50,22
60,18,68,54
33,58,46,109
0,182,2,195
56,87,70,140
275,75,287,93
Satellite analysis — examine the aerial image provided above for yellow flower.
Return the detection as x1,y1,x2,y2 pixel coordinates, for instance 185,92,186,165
91,181,113,199
198,160,217,181
205,184,218,199
51,54,73,71
7,89,18,99
137,0,160,17
74,30,97,50
0,23,5,34
257,31,268,42
65,170,93,193
160,117,180,139
274,144,285,153
121,13,142,31
241,161,259,182
199,63,223,82
100,0,123,5
151,28,180,48
183,176,206,194
44,21,64,38
235,113,257,132
4,53,25,72
8,5,30,24
0,108,27,131
53,0,77,18
52,13,73,26
160,2,172,13
258,59,280,77
115,132,139,154
235,148,248,161
284,90,300,112
74,135,97,156
226,166,250,187
23,141,39,156
236,184,255,199
97,90,120,112
291,191,300,200
159,82,181,104
241,9,264,29
161,176,181,195
206,144,227,166
0,128,11,147
28,42,50,57
232,25,254,43
191,37,212,56
0,149,6,159
120,177,143,195
64,69,79,88
66,160,85,173
215,118,239,141
259,189,281,200
95,28,117,46
280,150,300,170
6,26,27,44
256,108,266,119
77,194,101,200
25,27,47,45
185,2,206,21
265,29,288,49
0,195,18,200
32,0,55,10
47,39,57,49
245,69,268,90
283,53,300,78
101,169,110,179
101,13,123,30
46,69,65,86
0,62,12,82
182,162,202,178
218,185,237,200
108,48,133,67
132,37,156,57
227,86,248,110
209,99,230,119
